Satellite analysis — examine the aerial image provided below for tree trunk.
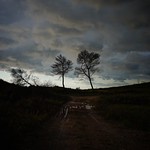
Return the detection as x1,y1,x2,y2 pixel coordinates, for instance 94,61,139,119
20,75,33,86
87,69,94,90
62,74,65,88
88,77,94,90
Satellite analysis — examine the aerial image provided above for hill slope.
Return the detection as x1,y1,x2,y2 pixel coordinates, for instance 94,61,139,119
0,80,150,149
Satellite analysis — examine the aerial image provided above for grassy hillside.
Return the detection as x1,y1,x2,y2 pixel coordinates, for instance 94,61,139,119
95,82,150,131
0,80,150,149
0,80,71,149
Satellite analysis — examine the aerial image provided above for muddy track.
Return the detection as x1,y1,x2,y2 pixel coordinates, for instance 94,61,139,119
31,96,150,150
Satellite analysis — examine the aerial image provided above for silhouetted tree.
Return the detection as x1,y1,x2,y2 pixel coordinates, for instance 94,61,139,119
51,54,73,88
40,80,54,87
75,50,100,89
10,68,33,86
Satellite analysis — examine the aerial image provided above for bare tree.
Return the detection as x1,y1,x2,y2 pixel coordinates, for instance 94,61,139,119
31,76,40,86
10,68,33,86
75,50,100,89
40,80,54,87
51,54,73,88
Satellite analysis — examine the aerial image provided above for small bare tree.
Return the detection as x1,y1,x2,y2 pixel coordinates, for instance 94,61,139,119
51,54,73,88
75,50,100,89
10,68,33,86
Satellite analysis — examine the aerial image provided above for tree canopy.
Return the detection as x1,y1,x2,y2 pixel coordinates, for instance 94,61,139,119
75,50,100,89
51,54,73,88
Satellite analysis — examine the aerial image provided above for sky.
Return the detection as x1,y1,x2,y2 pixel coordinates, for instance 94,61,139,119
0,0,150,89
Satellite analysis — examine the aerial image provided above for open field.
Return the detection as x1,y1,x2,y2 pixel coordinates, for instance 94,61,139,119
0,80,150,149
0,80,70,149
95,83,150,131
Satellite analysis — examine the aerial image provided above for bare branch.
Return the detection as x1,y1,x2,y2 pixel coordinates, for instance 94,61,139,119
10,68,34,86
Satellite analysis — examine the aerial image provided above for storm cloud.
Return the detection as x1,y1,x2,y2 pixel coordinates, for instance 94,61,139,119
0,0,149,88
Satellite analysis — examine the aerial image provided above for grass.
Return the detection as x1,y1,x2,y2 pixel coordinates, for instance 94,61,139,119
0,80,150,149
102,104,150,130
95,83,150,131
0,80,71,149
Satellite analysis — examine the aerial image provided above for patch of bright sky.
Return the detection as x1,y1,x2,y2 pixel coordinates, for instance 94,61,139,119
0,70,12,82
0,70,147,89
0,70,89,89
36,72,93,89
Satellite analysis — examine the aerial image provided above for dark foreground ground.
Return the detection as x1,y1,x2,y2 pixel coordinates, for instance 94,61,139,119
26,96,150,150
0,81,150,150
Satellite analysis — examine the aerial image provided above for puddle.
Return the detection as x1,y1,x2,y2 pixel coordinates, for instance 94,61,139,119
85,105,93,110
67,102,95,110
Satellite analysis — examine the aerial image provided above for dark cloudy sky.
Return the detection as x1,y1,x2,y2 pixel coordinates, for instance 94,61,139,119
0,0,150,88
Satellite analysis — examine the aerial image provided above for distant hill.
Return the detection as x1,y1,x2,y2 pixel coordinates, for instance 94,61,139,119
0,79,13,87
0,79,150,149
0,79,150,96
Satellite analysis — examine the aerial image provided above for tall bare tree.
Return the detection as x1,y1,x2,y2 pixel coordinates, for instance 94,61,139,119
10,68,33,86
51,54,73,88
75,50,100,89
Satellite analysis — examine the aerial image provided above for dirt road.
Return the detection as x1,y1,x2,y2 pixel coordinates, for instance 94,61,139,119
32,96,150,150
